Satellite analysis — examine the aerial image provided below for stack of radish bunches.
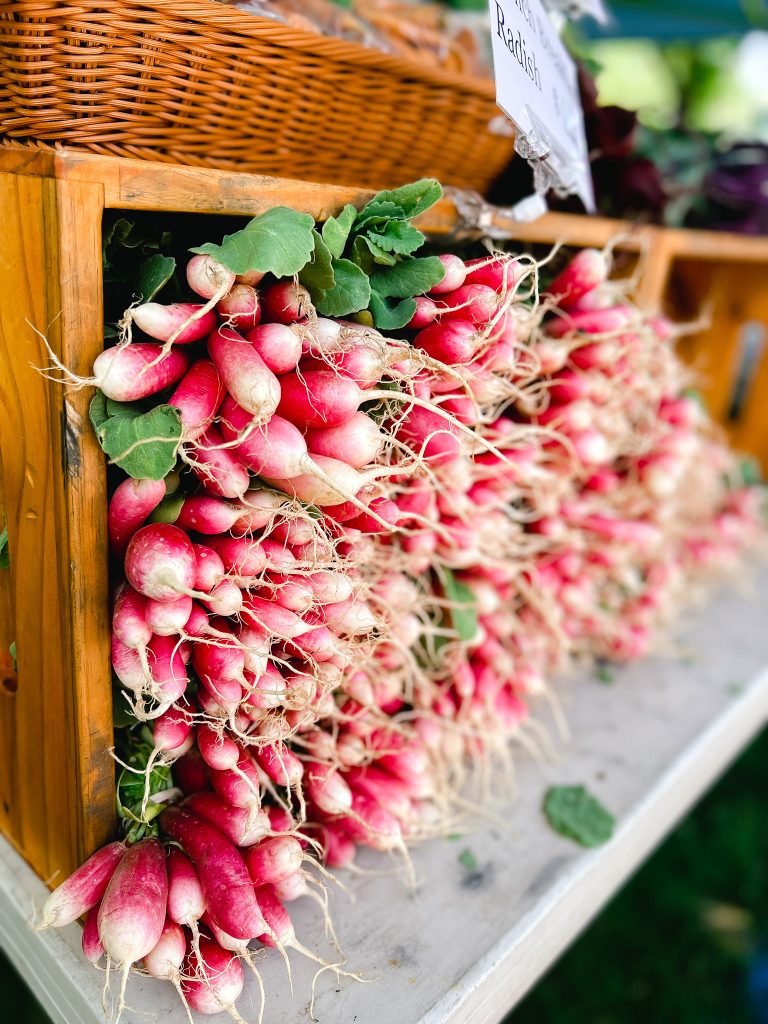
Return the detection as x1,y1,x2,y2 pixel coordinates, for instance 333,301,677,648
37,187,762,1021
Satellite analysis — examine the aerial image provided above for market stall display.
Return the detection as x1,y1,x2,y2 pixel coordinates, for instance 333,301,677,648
1,0,767,1015
8,167,758,1020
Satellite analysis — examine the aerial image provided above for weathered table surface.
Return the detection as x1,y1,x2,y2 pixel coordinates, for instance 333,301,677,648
2,570,768,1024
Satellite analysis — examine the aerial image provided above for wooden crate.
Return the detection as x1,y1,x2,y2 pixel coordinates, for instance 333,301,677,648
1,145,766,885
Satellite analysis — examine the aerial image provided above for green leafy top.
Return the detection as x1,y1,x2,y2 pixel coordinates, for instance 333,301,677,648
301,179,445,328
0,527,8,570
114,717,177,843
90,393,182,481
191,207,316,278
543,786,616,848
441,567,480,645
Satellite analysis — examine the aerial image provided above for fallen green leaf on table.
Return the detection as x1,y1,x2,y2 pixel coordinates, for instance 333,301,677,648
459,848,478,871
595,662,615,684
543,785,615,848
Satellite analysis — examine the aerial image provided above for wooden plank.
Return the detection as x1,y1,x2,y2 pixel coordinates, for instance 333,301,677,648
0,457,18,845
634,228,675,311
664,225,768,264
0,571,766,1024
0,172,113,881
4,146,768,263
668,259,768,468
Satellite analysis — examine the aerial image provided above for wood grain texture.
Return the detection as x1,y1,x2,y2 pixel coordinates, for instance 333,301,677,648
668,259,768,469
0,171,113,881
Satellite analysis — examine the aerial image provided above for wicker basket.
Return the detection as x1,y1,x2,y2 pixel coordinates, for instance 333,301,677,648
0,0,515,192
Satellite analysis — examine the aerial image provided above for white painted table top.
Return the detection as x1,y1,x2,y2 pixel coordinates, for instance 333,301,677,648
2,570,768,1024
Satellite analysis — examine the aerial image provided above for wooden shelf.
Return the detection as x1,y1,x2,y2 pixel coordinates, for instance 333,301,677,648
2,569,767,1024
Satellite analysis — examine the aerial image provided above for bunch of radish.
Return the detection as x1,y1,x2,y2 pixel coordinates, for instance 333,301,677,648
35,214,763,1023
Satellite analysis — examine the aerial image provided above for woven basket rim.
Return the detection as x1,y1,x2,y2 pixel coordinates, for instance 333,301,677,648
0,0,499,99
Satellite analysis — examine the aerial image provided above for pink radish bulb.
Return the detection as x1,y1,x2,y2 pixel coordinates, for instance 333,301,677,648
307,571,354,604
304,762,352,815
305,413,385,468
111,634,148,692
196,724,242,772
168,359,225,441
144,594,193,636
245,836,303,886
397,405,462,464
536,339,570,375
161,806,266,939
188,425,251,499
176,496,243,535
253,886,294,948
125,523,197,602
264,454,371,508
143,919,186,981
205,534,266,577
245,322,302,374
207,326,281,422
202,579,243,617
184,792,270,847
343,793,403,852
241,596,310,639
245,665,287,711
166,848,205,929
464,255,520,291
91,344,190,402
413,320,478,364
153,706,193,754
545,304,633,340
182,937,244,1016
192,639,246,696
320,823,357,868
428,253,465,295
218,399,386,520
261,280,311,324
343,499,400,534
218,398,311,478
434,284,498,324
216,284,261,330
132,302,218,345
254,742,303,788
108,478,167,559
406,295,439,329
147,633,189,703
276,368,364,428
37,841,126,929
192,543,226,592
236,269,265,287
112,583,152,664
209,757,261,810
545,248,609,308
273,871,308,902
81,903,104,964
97,839,168,988
186,254,235,300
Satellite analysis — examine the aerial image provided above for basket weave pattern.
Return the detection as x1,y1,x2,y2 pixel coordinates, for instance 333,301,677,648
0,0,515,191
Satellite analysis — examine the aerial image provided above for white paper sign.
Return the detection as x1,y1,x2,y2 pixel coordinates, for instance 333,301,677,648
487,0,595,212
